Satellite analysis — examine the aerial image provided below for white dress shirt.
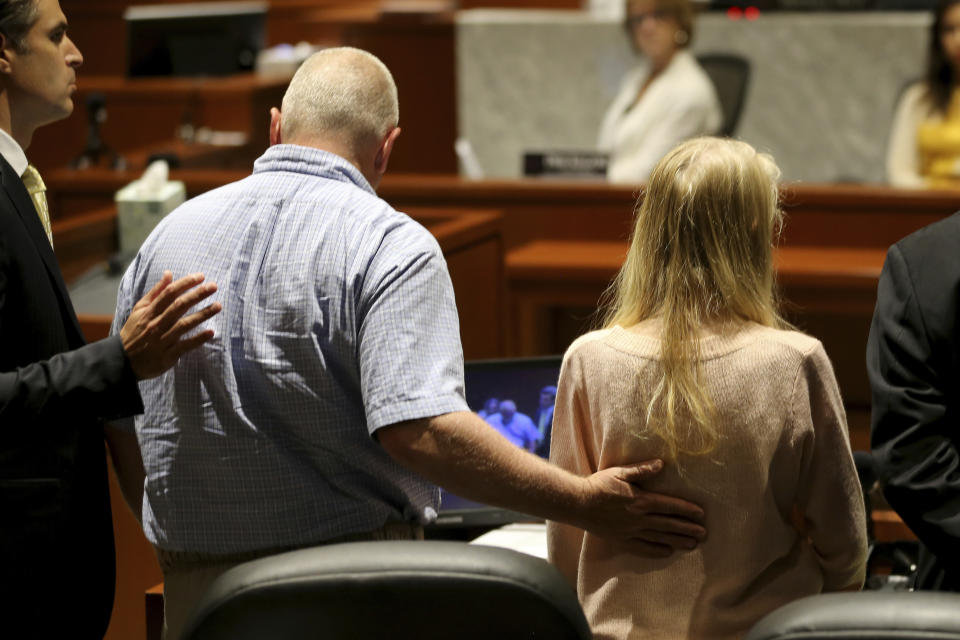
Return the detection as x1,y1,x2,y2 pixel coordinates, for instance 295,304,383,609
0,127,29,177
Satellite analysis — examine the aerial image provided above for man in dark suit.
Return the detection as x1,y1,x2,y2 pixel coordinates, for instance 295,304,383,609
0,0,222,636
868,211,960,591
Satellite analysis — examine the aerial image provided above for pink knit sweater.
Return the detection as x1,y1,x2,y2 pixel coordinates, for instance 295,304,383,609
547,323,867,640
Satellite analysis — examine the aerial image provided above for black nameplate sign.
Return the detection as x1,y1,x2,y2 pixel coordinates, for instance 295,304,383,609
523,150,609,178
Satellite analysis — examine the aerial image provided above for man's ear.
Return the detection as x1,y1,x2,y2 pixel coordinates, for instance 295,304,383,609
0,32,15,75
374,126,401,175
269,107,282,146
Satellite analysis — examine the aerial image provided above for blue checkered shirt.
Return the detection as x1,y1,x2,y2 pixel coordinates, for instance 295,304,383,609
111,145,468,553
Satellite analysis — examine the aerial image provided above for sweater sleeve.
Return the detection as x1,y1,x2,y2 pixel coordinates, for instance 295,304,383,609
546,344,597,586
792,342,868,591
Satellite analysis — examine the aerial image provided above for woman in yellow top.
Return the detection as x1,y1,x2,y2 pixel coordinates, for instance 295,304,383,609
888,0,960,188
547,137,867,640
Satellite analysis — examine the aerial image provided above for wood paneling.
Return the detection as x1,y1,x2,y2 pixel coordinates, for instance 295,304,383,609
32,74,286,173
48,172,960,256
459,0,579,6
105,459,163,640
343,16,457,173
49,1,456,174
64,0,383,76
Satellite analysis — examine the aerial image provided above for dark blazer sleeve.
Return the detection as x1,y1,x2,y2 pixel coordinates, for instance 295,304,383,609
867,242,960,567
0,336,143,426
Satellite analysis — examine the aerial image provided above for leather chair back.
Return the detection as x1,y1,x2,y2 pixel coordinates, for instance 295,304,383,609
182,540,591,640
697,53,751,137
746,592,960,640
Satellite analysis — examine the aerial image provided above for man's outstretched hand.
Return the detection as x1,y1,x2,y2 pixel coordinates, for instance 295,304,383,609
120,271,221,380
577,459,707,558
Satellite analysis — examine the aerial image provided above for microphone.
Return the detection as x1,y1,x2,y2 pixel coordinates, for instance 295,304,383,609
72,92,126,170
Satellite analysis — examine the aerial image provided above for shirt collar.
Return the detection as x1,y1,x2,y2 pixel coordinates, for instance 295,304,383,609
253,144,376,196
0,128,28,177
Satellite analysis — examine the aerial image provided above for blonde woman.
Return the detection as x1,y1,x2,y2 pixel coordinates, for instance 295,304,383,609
547,138,867,640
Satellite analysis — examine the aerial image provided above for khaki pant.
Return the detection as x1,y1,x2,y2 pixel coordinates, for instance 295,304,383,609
157,523,424,640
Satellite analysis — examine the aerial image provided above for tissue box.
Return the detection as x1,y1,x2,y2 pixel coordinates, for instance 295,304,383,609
115,179,186,252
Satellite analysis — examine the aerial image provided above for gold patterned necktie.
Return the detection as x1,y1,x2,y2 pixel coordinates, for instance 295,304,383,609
21,164,53,248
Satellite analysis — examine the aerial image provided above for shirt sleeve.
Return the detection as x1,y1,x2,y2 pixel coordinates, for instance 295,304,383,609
868,244,960,567
886,83,927,188
546,345,596,587
792,341,868,591
356,228,469,432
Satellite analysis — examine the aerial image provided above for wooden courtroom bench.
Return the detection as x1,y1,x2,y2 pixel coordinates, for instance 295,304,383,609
504,240,885,421
47,172,960,426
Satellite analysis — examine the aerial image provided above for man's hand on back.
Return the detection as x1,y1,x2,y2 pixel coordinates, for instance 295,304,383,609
378,413,706,558
120,271,222,380
576,459,707,557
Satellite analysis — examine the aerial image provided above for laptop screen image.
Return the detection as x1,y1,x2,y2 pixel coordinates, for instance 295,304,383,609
431,355,563,528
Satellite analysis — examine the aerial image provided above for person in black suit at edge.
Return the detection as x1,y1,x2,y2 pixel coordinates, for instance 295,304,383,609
868,211,960,591
0,0,222,637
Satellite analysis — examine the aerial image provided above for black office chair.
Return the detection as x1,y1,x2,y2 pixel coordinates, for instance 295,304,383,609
182,540,592,640
696,53,751,137
745,592,960,640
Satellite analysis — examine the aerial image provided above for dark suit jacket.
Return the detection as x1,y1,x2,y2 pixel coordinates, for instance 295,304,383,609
0,154,143,638
868,211,960,591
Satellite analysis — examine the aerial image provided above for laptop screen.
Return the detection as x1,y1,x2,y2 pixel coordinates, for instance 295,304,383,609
432,355,563,528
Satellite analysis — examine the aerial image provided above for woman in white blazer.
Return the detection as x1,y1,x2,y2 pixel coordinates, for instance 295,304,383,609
599,0,722,184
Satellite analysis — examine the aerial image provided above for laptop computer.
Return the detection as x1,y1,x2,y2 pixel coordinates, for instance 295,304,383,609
431,355,563,528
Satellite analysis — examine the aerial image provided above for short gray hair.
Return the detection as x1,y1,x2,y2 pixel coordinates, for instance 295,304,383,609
0,0,39,52
280,47,399,151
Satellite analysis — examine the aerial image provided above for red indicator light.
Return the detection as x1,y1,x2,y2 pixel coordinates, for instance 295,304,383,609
744,6,760,20
726,6,743,19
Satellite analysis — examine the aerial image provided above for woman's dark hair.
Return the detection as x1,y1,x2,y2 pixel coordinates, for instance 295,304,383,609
0,0,38,52
926,0,960,113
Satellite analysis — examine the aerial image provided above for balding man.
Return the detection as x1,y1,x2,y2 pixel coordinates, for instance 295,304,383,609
111,48,706,638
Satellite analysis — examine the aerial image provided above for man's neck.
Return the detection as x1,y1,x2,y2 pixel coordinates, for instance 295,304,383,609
284,135,379,189
0,94,34,151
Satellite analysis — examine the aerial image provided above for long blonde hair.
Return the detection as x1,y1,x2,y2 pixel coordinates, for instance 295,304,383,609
602,137,787,461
